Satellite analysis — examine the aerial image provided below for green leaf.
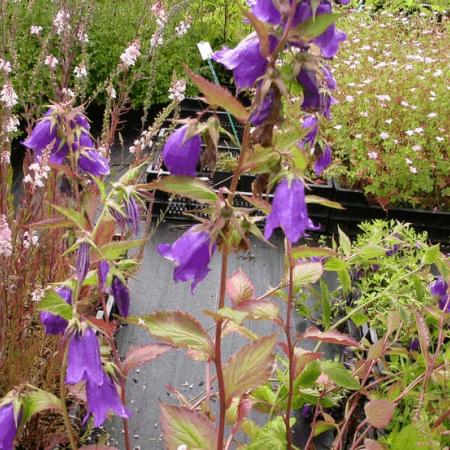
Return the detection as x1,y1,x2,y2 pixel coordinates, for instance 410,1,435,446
21,390,62,423
235,300,280,321
322,361,360,390
423,245,440,264
346,307,369,327
295,13,343,41
313,421,336,437
291,246,335,259
203,307,249,325
223,334,277,406
246,416,295,450
305,195,344,209
184,66,249,123
131,311,215,361
37,290,73,320
160,404,216,450
147,176,219,204
98,239,145,260
292,262,323,287
338,226,351,256
320,279,331,330
390,424,434,450
297,360,321,388
51,204,87,230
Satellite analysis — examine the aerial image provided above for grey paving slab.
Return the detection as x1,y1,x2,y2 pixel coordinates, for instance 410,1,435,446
107,222,340,449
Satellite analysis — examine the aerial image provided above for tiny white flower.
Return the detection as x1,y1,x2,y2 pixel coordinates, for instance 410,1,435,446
345,95,354,102
355,134,362,139
0,83,18,108
379,132,389,140
414,127,424,134
4,116,19,133
74,64,87,78
409,166,417,174
412,145,422,151
333,125,342,130
360,111,368,117
44,55,58,69
30,25,43,35
405,130,414,136
0,59,12,74
427,112,437,118
368,151,378,160
120,41,141,68
433,69,443,77
436,137,444,142
405,158,413,165
385,119,393,125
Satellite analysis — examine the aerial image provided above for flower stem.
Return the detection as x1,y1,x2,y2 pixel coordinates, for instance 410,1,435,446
285,241,295,450
60,344,78,450
215,244,229,450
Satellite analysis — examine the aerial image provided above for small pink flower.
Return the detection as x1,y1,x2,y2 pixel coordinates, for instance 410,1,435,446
368,151,378,160
0,215,12,257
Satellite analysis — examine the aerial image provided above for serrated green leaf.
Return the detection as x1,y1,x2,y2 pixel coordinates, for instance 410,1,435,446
423,245,440,264
98,238,145,260
292,262,323,287
291,246,335,259
297,360,321,388
223,334,277,406
322,361,360,390
246,416,295,450
305,195,344,209
147,176,218,204
37,290,73,320
131,311,215,361
295,13,343,41
160,404,216,450
51,204,87,230
21,390,62,423
338,226,351,256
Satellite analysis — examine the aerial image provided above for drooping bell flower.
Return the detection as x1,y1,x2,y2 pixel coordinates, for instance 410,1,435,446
430,277,449,312
408,338,420,351
249,87,275,126
313,145,332,176
111,276,130,318
85,369,131,427
385,244,400,257
298,115,318,149
49,138,69,165
22,116,56,156
162,125,202,176
76,242,90,284
297,67,321,112
157,226,215,293
98,260,110,292
78,149,110,176
124,196,139,235
264,177,317,243
213,34,276,90
65,326,104,386
40,286,72,335
0,402,20,450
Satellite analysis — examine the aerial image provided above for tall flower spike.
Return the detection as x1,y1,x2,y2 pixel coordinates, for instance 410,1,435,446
162,125,202,176
111,276,130,317
40,286,72,335
0,402,19,450
213,34,276,90
157,226,215,293
66,326,104,386
264,177,316,243
85,369,131,427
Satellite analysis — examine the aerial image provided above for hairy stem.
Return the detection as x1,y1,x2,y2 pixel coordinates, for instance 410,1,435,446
215,244,229,450
285,241,295,450
60,344,78,450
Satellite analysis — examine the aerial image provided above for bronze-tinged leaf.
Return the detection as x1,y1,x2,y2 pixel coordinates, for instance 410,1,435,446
235,299,280,321
363,439,388,450
241,10,271,57
292,262,323,287
131,311,215,361
123,344,172,374
223,334,277,407
291,245,336,259
367,340,385,361
160,404,217,450
305,195,345,209
184,66,249,123
302,327,361,347
93,217,116,246
413,309,431,365
226,269,255,305
293,349,324,378
364,399,395,429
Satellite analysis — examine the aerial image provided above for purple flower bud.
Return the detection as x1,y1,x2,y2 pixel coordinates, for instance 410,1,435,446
313,145,332,177
0,402,19,450
40,286,72,335
249,87,275,126
248,0,281,25
75,113,90,130
158,226,215,293
212,34,277,90
385,244,400,257
430,277,449,312
302,404,313,419
111,276,130,318
98,260,110,292
78,149,110,176
66,326,104,386
76,242,90,283
264,177,317,243
124,196,140,236
85,369,131,427
22,117,56,155
409,338,420,351
298,115,318,149
162,125,202,176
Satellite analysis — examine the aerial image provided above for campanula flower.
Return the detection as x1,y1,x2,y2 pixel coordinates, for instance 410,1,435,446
430,277,449,312
0,402,19,450
249,87,275,126
298,115,318,149
66,326,104,386
111,276,130,318
297,67,321,112
76,242,90,284
157,226,215,293
213,34,277,90
22,117,56,155
264,177,317,243
98,260,110,292
313,145,332,176
40,286,72,335
248,0,281,24
124,196,140,235
409,338,420,351
85,370,131,427
78,149,110,176
162,125,202,176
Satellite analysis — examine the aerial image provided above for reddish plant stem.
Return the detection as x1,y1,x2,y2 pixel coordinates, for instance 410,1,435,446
215,244,229,450
285,242,295,450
